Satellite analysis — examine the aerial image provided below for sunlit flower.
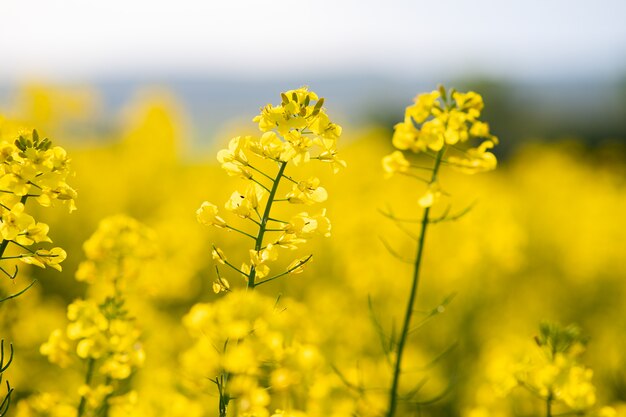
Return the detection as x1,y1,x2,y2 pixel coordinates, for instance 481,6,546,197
196,201,227,227
382,151,410,178
286,177,328,205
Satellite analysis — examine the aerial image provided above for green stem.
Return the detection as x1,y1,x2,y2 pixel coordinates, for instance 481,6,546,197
225,225,256,240
250,177,270,193
217,374,227,417
223,260,250,278
267,217,286,223
386,148,445,417
0,241,9,261
0,280,36,303
247,161,287,289
76,358,95,417
100,376,113,417
0,255,34,260
547,393,553,417
248,164,274,182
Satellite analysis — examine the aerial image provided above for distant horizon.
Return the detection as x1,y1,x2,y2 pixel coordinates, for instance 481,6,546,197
2,72,623,152
1,69,624,87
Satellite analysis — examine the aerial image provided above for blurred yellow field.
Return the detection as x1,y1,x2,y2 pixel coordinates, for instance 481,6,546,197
0,83,624,417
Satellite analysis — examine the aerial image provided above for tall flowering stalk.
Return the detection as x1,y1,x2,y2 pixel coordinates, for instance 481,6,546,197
196,86,344,292
29,216,156,417
0,126,76,415
193,87,344,416
381,86,498,417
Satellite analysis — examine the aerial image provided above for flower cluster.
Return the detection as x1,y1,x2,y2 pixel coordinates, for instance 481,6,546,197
485,323,617,417
512,323,597,412
252,88,343,169
197,87,344,291
15,392,76,417
0,129,76,273
33,300,144,415
34,216,153,416
75,215,158,294
181,290,323,417
382,86,497,208
41,297,144,379
15,389,141,417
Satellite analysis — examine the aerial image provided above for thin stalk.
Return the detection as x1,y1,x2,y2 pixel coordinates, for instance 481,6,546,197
0,241,8,260
248,161,287,289
99,376,113,417
0,255,34,260
256,254,313,286
9,240,36,254
0,280,36,303
247,217,262,227
267,217,287,223
248,164,275,182
250,177,271,193
225,225,256,240
282,174,298,184
547,393,553,417
223,260,250,278
385,148,445,417
217,375,227,417
76,358,95,417
0,381,13,416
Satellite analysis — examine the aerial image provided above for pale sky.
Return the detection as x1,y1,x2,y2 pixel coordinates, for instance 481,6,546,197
2,0,626,81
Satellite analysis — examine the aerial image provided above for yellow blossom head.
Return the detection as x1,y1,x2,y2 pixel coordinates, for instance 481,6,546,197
388,85,498,176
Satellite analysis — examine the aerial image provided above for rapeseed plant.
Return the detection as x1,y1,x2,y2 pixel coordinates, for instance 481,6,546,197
0,120,76,415
521,323,597,415
381,86,498,417
468,323,619,417
192,87,344,416
19,216,156,417
0,128,76,276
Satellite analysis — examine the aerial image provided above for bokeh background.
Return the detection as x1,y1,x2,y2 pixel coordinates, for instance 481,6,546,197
1,1,626,416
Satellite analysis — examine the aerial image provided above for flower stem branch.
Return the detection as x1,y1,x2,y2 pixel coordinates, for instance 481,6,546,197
250,177,271,193
0,280,37,304
225,225,256,240
256,254,313,286
223,260,250,279
248,164,274,182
